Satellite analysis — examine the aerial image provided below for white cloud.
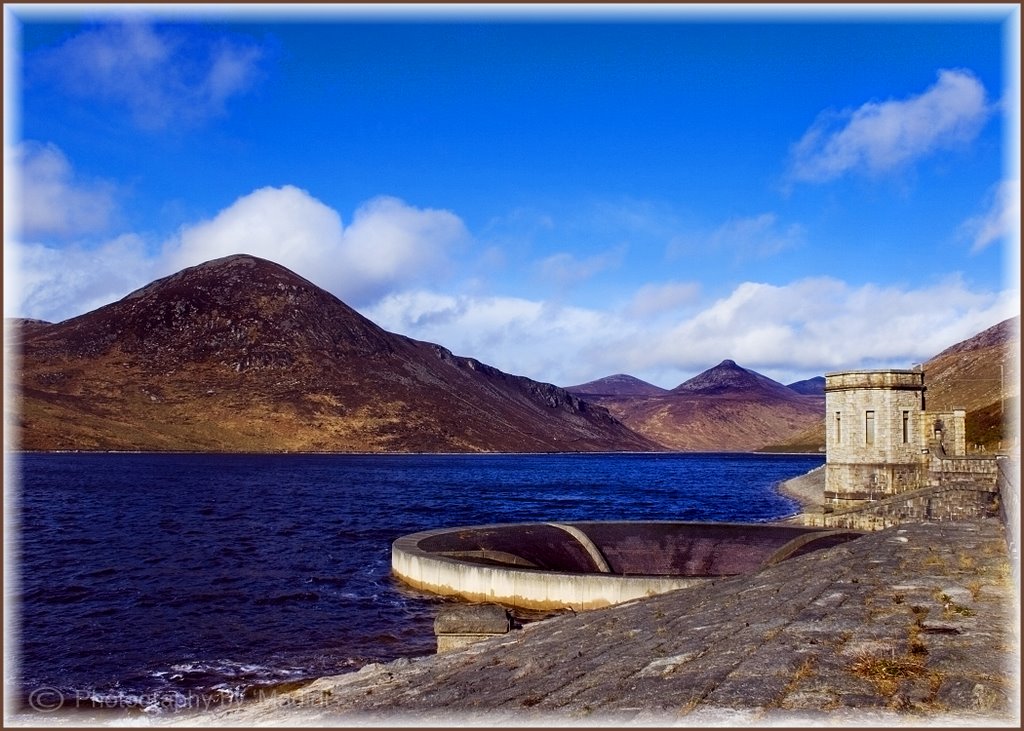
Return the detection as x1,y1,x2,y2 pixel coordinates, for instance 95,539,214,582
365,276,1016,388
165,186,468,306
342,196,469,292
959,180,1021,253
8,185,470,323
5,235,155,324
9,141,118,237
789,69,991,183
6,183,1014,389
644,276,1015,380
164,185,345,276
33,20,262,130
366,290,627,385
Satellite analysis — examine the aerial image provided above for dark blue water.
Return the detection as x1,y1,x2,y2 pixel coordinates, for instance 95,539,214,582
13,451,822,715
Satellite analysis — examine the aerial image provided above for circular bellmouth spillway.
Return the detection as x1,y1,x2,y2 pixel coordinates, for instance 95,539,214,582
392,521,865,611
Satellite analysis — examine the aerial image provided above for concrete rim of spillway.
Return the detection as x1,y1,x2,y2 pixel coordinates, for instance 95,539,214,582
391,520,865,612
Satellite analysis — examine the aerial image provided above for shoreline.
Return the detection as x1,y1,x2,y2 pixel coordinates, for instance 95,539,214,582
775,463,826,518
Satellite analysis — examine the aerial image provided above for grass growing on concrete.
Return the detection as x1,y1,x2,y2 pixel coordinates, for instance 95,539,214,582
850,652,929,697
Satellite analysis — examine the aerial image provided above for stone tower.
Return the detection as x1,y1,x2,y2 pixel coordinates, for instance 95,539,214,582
824,369,928,509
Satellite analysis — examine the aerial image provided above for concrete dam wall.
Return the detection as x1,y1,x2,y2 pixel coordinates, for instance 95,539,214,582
392,521,863,611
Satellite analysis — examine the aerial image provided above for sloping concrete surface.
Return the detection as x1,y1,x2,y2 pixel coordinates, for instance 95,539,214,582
180,519,1019,727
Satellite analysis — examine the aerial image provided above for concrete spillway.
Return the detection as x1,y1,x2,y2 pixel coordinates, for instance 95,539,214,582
392,521,864,611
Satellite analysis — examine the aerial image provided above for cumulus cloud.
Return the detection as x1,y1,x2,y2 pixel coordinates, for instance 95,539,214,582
789,69,991,183
6,183,1013,389
5,235,156,324
9,141,118,237
8,185,470,323
365,291,627,385
32,20,262,130
165,186,468,306
164,185,344,275
642,276,1014,380
959,180,1021,253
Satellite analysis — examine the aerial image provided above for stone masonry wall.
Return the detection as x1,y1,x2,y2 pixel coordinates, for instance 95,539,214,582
824,462,923,505
824,370,928,509
926,455,999,488
815,481,999,531
825,370,925,467
921,410,967,458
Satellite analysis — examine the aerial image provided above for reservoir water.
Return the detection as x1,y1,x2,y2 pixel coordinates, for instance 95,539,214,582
11,451,822,716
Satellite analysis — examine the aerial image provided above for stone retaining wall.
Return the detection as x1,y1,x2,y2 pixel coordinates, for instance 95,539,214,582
813,481,999,531
927,455,1000,487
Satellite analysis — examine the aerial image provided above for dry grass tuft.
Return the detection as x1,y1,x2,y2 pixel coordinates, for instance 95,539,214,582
850,653,929,697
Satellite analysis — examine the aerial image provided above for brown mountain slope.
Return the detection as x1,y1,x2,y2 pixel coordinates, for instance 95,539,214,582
569,360,824,452
922,317,1018,412
922,316,1019,451
10,254,660,453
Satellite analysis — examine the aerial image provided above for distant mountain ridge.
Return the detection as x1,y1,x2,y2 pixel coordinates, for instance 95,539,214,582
565,374,669,398
9,254,1014,454
567,360,825,452
11,254,659,453
787,376,826,396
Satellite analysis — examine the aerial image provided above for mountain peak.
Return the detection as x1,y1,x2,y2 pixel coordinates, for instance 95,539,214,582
565,374,668,398
33,252,391,369
672,360,796,399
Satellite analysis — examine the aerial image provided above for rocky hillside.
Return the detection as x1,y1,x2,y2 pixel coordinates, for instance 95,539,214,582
923,317,1018,412
922,317,1019,450
568,360,824,452
10,255,660,453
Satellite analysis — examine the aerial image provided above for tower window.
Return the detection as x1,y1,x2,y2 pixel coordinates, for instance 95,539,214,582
835,412,842,443
865,410,875,445
902,411,910,443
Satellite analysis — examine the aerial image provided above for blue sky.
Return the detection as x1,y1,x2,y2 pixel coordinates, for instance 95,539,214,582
5,4,1020,388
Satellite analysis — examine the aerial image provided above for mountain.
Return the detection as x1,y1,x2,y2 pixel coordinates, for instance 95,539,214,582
672,359,801,400
922,317,1018,412
787,376,826,396
568,360,825,452
10,254,660,454
921,316,1019,451
565,374,669,398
